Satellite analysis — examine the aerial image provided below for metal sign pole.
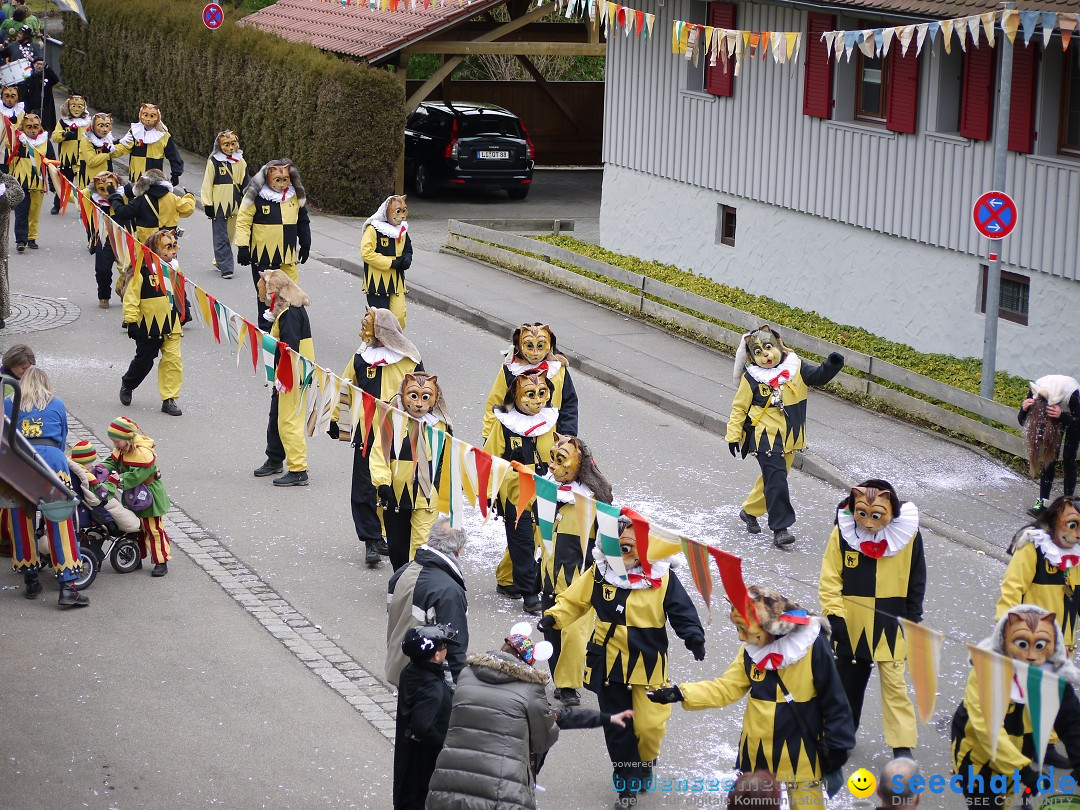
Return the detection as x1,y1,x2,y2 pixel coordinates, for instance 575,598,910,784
980,1,1015,400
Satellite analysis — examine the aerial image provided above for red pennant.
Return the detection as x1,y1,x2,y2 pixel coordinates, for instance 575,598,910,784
619,507,652,578
635,9,644,36
681,538,714,619
707,546,752,625
58,173,72,215
77,194,89,231
206,293,221,343
275,342,294,393
470,447,494,518
246,321,259,373
361,390,378,456
376,400,394,461
172,270,188,323
124,231,138,270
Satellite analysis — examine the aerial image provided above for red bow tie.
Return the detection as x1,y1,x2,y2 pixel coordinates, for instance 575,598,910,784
369,359,388,367
768,369,791,388
1061,555,1079,569
558,484,572,492
860,539,888,559
524,361,549,373
755,652,784,671
626,573,661,589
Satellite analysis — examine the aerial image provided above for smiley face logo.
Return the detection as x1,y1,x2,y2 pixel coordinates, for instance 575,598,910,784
848,768,876,799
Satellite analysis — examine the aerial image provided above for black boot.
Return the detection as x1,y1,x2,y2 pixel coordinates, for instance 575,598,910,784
253,460,284,478
522,594,542,615
374,538,390,556
58,584,90,607
892,747,914,759
773,528,795,548
161,398,182,416
365,541,381,566
23,572,42,599
738,509,762,534
152,563,168,577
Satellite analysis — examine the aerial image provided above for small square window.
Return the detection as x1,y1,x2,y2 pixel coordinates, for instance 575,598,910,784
980,265,1029,325
717,204,736,247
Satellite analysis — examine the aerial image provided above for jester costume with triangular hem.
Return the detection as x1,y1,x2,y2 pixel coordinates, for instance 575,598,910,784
10,128,51,246
50,97,90,191
262,272,314,476
997,525,1080,650
361,195,411,328
121,255,183,402
115,121,183,184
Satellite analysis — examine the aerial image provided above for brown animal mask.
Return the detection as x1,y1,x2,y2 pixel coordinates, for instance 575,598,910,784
400,373,440,420
511,371,550,416
618,524,640,569
850,484,896,534
20,113,41,138
66,95,87,118
729,607,774,647
360,307,377,345
216,130,239,155
386,195,407,227
267,164,291,193
91,112,112,138
147,230,178,264
745,326,786,370
1052,499,1080,550
514,324,554,365
138,103,160,129
549,434,581,484
91,171,121,196
1,86,18,107
1003,611,1057,666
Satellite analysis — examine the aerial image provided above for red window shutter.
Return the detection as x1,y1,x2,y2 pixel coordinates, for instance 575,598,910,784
885,46,919,133
959,46,995,140
803,12,835,119
1008,42,1038,153
705,2,736,97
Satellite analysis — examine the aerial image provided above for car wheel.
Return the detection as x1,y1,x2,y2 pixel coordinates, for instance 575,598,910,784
414,164,433,199
507,187,529,200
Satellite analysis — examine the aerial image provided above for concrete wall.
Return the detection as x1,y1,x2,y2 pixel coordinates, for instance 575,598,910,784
599,164,1080,381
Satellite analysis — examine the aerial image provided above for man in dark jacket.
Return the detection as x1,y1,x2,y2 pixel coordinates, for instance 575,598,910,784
386,517,469,687
395,625,458,810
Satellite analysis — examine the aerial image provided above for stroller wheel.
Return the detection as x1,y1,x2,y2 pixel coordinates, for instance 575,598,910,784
110,537,141,574
73,546,98,590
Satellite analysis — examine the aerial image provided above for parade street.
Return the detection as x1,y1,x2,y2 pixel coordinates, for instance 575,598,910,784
0,150,1031,809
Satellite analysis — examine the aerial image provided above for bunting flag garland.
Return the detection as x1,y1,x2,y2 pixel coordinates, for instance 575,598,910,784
439,437,468,529
533,474,559,557
274,341,295,394
707,544,752,625
620,506,652,579
376,399,396,462
575,491,597,565
681,537,715,620
1025,660,1066,769
463,445,494,517
899,618,944,725
360,389,378,452
261,331,277,385
968,643,1014,760
511,459,536,528
595,500,628,583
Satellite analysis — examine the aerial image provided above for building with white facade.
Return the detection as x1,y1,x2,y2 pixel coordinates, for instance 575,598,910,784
598,0,1080,379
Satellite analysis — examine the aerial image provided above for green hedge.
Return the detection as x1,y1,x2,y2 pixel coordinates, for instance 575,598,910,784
61,0,404,215
533,235,1032,408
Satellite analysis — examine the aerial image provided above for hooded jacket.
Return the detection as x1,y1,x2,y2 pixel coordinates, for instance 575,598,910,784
386,546,469,686
110,172,196,242
101,434,171,518
425,651,559,810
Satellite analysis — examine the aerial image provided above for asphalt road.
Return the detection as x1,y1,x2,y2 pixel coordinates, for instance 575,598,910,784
0,167,1015,809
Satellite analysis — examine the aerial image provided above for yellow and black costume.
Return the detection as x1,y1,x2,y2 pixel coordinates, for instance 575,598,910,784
81,173,131,305
727,329,843,545
50,97,90,209
361,195,412,329
200,134,247,280
121,257,183,407
109,170,196,244
0,95,24,161
819,494,925,753
115,121,183,185
997,525,1080,650
77,114,116,189
11,128,52,249
545,547,705,789
330,309,423,564
235,160,311,322
951,606,1080,805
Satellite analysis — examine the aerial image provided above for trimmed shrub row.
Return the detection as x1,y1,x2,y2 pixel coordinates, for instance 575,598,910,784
61,0,405,215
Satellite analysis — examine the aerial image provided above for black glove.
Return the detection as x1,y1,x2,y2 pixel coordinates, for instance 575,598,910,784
390,256,404,271
377,484,393,504
203,205,214,219
105,184,118,197
507,445,528,464
822,768,845,799
827,352,844,367
298,244,309,264
1019,766,1040,793
327,422,340,440
819,748,848,774
236,245,250,266
125,322,139,340
170,173,182,187
537,614,556,634
646,685,684,705
685,637,706,661
400,255,412,271
62,128,78,140
827,615,850,652
728,442,740,459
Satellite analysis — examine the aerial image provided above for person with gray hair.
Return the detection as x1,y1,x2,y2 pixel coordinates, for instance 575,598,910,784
386,517,469,687
877,758,921,808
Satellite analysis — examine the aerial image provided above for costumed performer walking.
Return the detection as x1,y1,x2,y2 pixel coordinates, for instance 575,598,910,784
361,194,411,329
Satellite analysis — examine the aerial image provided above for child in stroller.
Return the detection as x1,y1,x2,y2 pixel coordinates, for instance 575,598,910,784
67,440,141,580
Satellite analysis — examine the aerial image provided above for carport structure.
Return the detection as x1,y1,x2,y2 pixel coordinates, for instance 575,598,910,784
240,0,605,190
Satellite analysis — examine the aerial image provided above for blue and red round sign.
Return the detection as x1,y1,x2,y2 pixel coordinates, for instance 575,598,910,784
972,190,1018,240
203,3,224,29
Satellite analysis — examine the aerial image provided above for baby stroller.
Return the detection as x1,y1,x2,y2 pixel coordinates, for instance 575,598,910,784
66,460,142,586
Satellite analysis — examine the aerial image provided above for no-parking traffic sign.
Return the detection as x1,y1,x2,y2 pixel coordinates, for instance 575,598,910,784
203,3,224,29
972,191,1018,240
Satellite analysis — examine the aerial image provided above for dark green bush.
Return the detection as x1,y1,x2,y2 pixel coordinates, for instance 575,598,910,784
62,0,404,214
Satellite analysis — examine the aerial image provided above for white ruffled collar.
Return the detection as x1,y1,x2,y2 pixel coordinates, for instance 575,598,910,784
368,219,407,240
359,345,404,366
258,184,295,203
508,358,561,377
91,191,109,205
493,406,558,438
1030,529,1080,570
744,351,800,388
85,130,113,149
20,131,47,148
541,471,593,504
744,621,820,671
125,123,167,145
592,545,670,589
61,115,92,128
839,502,920,558
212,149,244,163
1,102,23,119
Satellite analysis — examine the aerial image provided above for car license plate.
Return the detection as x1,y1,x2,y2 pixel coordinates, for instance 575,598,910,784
477,150,509,160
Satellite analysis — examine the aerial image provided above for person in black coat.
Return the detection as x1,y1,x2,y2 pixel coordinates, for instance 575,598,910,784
20,56,54,132
395,625,458,810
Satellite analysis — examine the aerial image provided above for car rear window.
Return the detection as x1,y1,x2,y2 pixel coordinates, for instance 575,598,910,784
458,116,522,138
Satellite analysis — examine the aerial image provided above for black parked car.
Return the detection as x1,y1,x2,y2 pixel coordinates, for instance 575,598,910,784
404,101,535,200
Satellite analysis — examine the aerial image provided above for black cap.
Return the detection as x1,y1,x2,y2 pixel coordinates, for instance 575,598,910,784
401,624,460,661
